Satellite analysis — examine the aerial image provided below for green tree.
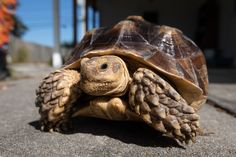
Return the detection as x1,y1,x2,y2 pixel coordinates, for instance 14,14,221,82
11,15,28,38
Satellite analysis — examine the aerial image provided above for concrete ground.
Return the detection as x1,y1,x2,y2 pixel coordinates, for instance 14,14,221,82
0,64,235,157
208,69,236,116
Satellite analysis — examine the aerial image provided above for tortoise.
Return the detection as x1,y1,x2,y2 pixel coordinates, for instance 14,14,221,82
35,16,208,144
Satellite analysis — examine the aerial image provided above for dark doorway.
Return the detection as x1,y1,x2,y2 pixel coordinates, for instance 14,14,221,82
143,11,159,24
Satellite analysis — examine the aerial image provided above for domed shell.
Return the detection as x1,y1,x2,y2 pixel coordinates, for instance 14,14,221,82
64,16,208,110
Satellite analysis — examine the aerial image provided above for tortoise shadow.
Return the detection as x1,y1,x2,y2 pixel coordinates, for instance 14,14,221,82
29,117,184,148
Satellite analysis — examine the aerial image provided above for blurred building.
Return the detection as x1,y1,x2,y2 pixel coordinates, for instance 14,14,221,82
10,0,235,68
81,0,236,68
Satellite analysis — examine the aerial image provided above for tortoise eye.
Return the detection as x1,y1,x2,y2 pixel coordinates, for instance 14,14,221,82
100,63,108,70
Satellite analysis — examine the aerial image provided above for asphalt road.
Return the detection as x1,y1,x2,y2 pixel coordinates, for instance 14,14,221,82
0,76,236,157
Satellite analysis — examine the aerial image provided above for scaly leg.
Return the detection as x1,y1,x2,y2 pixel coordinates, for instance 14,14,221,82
35,69,81,132
129,68,201,144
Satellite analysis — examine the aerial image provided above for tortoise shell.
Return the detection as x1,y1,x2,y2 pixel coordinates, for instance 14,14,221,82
64,16,208,110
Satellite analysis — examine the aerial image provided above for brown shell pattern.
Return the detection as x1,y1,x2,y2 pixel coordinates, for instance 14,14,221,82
65,16,208,101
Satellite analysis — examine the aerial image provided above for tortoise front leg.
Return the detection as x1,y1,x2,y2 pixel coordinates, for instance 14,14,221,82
129,68,201,144
35,69,81,132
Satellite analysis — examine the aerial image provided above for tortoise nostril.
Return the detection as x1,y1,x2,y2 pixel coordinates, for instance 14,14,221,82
100,63,108,69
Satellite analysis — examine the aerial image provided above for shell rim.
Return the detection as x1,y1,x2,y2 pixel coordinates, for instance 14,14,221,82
63,48,206,109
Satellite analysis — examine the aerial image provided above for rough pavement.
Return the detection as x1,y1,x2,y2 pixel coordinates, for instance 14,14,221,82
208,84,236,116
207,69,236,116
0,69,236,156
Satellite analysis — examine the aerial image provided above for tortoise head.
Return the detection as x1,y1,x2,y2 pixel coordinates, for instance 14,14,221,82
80,55,130,96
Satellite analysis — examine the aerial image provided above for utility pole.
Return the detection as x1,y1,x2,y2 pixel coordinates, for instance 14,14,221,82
52,0,62,68
85,0,88,31
78,0,86,41
73,0,77,47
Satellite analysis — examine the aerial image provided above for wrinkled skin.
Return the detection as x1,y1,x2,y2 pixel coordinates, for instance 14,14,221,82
80,56,130,96
36,55,201,144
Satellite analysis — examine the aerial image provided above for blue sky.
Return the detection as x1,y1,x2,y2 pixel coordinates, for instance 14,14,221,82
17,0,74,47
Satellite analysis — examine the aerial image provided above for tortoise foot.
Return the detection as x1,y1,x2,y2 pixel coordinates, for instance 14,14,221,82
35,69,81,132
129,68,201,144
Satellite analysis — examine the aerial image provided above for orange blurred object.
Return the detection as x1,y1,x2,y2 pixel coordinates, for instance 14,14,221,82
0,0,17,47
